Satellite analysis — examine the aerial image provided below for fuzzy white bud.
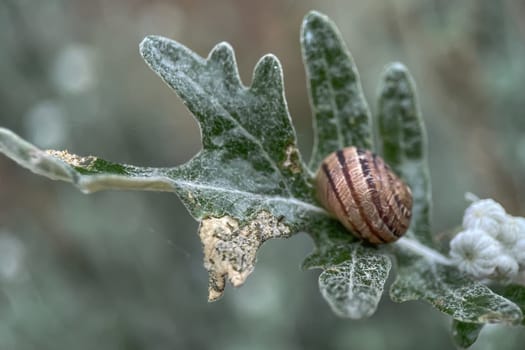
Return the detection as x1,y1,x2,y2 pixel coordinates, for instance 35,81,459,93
449,229,503,279
450,196,525,284
488,215,525,268
462,199,507,235
492,254,519,282
511,233,525,268
494,216,525,245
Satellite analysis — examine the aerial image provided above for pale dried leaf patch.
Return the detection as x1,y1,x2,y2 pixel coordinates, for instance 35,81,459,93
46,149,96,168
199,210,291,301
283,144,302,174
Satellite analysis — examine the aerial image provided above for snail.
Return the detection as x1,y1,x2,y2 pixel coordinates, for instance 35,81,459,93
315,147,413,244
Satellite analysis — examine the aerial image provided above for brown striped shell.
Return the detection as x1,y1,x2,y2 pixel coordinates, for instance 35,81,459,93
315,147,413,244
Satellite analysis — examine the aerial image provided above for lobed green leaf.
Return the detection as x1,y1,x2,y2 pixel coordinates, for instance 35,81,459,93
139,36,314,210
377,63,432,246
451,320,483,349
301,10,373,172
2,38,331,301
497,284,525,326
390,248,523,325
303,244,391,319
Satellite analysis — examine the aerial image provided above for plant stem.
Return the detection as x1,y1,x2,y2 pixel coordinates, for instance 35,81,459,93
395,237,453,265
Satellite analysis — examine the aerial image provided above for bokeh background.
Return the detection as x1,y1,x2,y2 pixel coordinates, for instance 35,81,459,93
1,0,525,349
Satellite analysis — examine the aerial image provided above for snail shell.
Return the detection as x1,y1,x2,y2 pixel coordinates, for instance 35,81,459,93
315,147,412,244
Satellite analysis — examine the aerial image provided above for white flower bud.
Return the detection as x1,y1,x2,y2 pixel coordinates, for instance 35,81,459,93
494,216,524,246
450,229,503,279
511,232,525,268
492,216,525,268
492,254,519,282
462,199,506,235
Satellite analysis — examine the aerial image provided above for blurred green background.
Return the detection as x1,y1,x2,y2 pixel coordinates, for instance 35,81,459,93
1,0,525,349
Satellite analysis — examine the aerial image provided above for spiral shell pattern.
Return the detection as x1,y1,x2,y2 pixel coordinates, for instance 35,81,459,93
315,147,413,244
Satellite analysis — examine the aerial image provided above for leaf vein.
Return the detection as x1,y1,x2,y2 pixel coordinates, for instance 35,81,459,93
174,179,327,215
